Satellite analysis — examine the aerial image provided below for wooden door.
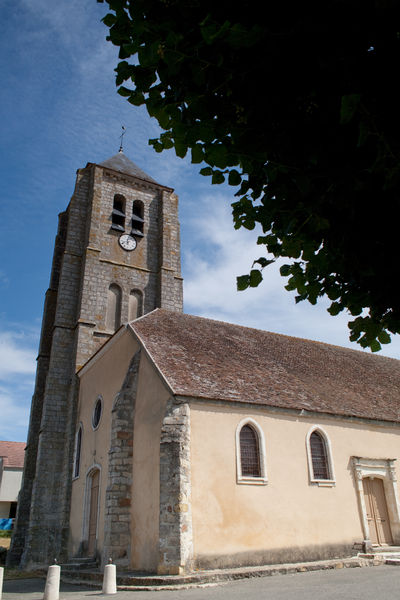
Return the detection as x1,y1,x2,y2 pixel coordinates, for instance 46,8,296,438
88,470,100,556
363,477,393,545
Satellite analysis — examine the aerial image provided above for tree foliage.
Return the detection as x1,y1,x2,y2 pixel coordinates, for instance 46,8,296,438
98,0,400,351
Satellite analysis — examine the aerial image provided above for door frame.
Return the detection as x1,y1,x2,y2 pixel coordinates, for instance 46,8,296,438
82,464,102,556
352,457,400,549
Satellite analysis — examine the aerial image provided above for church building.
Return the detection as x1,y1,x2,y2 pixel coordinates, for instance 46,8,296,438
9,152,400,575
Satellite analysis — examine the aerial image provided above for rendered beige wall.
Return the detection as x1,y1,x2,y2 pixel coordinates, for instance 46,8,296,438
130,353,171,571
69,329,138,557
190,402,400,566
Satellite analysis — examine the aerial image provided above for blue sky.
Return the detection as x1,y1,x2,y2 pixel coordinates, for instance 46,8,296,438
1,0,399,442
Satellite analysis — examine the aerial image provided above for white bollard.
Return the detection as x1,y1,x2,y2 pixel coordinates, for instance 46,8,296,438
102,559,117,595
43,563,60,600
0,565,4,600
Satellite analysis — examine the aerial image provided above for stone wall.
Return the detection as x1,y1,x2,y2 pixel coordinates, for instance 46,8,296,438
102,351,140,568
158,400,193,575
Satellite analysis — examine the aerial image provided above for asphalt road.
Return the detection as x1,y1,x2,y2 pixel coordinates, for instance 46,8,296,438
2,565,399,600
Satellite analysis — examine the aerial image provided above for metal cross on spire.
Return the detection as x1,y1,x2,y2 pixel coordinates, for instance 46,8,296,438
119,125,127,152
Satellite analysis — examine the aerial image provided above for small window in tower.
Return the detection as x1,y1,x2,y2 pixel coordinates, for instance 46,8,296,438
106,284,122,331
111,194,126,231
131,200,144,237
129,289,143,321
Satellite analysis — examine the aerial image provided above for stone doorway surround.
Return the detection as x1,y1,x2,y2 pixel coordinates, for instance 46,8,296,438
352,457,400,551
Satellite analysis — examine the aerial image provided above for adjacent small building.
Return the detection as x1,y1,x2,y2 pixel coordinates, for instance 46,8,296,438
0,441,25,522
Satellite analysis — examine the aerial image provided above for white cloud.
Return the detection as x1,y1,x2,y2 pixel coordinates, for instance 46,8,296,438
0,385,30,442
0,331,37,379
0,328,37,441
182,195,400,359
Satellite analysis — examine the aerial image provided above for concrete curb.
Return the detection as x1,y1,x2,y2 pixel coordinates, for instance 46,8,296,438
60,556,386,591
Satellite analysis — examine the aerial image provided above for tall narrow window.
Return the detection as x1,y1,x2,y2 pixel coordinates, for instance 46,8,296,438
240,425,261,477
306,427,335,484
73,425,82,478
111,194,125,231
128,289,143,321
236,418,267,484
310,431,330,479
106,284,122,331
131,200,144,237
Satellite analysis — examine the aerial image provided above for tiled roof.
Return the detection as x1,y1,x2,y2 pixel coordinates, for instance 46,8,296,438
98,151,160,185
0,441,25,468
131,309,400,423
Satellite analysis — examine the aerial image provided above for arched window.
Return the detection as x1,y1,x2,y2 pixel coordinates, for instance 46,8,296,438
111,194,126,231
240,425,261,477
131,200,144,237
73,424,83,478
236,418,268,484
106,284,122,331
306,427,335,484
128,289,143,321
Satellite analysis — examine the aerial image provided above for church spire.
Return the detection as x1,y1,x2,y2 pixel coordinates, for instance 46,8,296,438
119,125,126,153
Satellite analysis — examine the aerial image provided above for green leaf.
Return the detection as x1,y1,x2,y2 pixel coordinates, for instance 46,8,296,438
200,167,213,176
280,264,291,277
126,91,145,106
228,170,241,186
249,269,263,287
102,13,117,27
326,287,341,301
327,302,342,316
370,339,381,352
377,330,391,344
237,275,250,291
212,170,225,184
295,293,307,303
191,145,204,164
253,257,274,268
118,86,132,98
206,144,228,169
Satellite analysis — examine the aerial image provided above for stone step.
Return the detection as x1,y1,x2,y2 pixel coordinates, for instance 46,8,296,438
60,557,98,572
372,546,400,554
60,556,375,590
385,558,400,566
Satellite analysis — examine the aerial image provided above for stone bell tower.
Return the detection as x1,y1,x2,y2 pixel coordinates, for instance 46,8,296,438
8,151,183,568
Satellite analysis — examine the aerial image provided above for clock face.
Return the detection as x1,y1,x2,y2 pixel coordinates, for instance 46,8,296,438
119,234,137,251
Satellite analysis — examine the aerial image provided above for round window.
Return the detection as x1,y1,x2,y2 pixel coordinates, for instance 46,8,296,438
92,397,102,429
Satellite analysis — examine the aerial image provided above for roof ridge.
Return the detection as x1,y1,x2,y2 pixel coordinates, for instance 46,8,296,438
137,309,398,362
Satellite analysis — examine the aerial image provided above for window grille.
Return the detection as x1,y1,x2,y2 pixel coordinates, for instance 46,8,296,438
310,431,330,479
240,425,261,477
131,200,144,237
111,195,126,231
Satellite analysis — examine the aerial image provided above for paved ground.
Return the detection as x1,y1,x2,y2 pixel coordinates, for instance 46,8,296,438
2,565,400,600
